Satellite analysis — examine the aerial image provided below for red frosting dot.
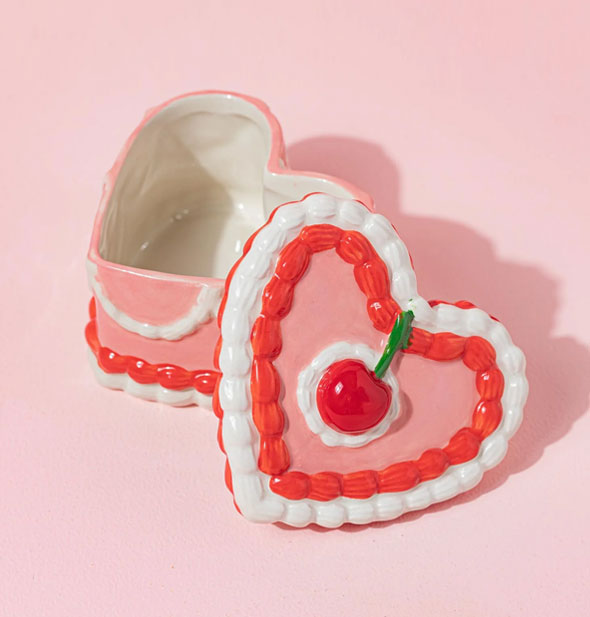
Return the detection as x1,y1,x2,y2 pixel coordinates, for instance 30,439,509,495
316,360,392,434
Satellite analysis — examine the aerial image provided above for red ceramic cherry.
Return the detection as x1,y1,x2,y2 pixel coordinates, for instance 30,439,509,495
316,311,415,435
316,359,392,434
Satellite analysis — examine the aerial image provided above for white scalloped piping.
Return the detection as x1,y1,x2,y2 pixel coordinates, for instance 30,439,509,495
297,342,399,447
218,193,528,527
87,350,213,408
86,260,222,340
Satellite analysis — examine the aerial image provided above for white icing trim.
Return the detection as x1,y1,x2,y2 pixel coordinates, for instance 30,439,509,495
86,260,222,340
297,342,399,447
87,350,213,408
218,193,528,527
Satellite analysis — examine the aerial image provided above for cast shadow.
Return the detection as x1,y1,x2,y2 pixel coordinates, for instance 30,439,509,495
278,136,590,532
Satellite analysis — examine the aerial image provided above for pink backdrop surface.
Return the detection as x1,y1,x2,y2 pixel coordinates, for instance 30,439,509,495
1,1,589,615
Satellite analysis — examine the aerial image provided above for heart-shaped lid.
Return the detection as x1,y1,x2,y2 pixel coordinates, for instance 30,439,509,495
214,193,528,527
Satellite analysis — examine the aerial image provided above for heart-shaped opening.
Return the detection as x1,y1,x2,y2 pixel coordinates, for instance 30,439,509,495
97,93,364,280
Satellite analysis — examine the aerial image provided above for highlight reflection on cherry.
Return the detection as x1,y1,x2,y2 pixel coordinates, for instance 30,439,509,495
316,360,392,434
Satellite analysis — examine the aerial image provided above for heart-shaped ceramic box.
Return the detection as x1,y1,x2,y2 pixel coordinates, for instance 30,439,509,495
214,193,528,527
87,95,528,527
86,92,372,407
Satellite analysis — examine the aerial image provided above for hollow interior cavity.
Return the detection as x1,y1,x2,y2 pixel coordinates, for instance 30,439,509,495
98,95,354,279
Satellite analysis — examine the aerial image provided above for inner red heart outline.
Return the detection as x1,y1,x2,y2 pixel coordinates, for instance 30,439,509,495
214,222,504,503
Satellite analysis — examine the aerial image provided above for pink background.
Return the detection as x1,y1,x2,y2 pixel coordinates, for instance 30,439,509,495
1,1,589,615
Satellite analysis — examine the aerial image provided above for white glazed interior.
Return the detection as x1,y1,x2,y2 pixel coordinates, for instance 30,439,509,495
99,94,356,279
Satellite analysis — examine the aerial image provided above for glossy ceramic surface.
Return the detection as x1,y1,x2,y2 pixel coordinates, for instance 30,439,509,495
214,193,528,527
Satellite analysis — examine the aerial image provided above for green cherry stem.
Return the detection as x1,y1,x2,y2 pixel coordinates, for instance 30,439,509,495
373,310,415,380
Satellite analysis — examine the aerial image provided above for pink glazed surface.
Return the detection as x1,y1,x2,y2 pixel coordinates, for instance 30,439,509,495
95,302,221,370
1,1,589,616
277,250,477,473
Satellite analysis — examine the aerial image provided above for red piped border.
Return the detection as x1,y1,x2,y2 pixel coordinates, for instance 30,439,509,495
85,298,219,395
214,220,505,503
